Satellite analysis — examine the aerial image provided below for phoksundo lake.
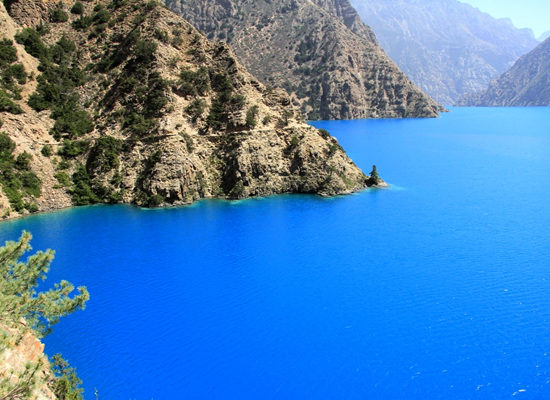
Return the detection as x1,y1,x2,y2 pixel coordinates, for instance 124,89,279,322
1,107,550,399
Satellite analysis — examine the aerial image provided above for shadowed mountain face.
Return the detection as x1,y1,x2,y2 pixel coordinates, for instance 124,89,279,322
350,0,539,105
164,0,443,120
460,38,550,106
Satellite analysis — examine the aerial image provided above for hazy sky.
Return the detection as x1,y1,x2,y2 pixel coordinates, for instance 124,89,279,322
461,0,549,37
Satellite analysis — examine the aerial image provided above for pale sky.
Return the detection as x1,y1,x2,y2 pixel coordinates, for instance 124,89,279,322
461,0,550,37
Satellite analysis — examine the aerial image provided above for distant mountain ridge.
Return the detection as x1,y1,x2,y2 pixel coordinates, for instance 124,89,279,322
350,0,539,105
164,0,443,120
460,37,550,106
538,31,550,42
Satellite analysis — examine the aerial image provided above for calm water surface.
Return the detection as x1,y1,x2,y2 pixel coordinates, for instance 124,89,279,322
1,107,550,399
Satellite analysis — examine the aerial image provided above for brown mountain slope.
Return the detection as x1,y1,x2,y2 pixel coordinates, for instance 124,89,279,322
460,37,550,106
164,0,443,120
0,0,379,220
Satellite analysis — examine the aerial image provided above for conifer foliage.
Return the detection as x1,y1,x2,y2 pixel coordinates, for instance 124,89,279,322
0,232,89,398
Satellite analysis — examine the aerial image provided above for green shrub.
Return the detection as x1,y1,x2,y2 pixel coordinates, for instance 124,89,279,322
146,0,159,10
290,134,300,149
185,98,206,123
20,30,93,139
133,40,157,65
15,28,48,59
108,0,129,10
231,94,246,110
86,136,123,173
54,171,71,187
0,89,22,114
72,15,93,30
41,145,53,157
142,72,168,117
154,29,169,43
7,63,27,84
2,185,24,212
177,67,210,97
0,39,18,64
206,97,226,131
15,152,32,170
49,3,69,23
93,8,111,24
57,159,71,170
71,163,99,205
123,112,158,136
180,132,194,153
318,128,330,139
211,73,233,93
21,171,41,197
369,165,380,182
71,1,84,15
58,140,89,159
246,106,259,129
0,37,25,101
50,354,84,399
0,133,16,158
24,202,39,213
52,109,94,138
0,133,41,211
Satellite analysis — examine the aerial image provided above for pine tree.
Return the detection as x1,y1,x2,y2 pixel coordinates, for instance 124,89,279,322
0,231,89,399
369,165,380,183
0,231,89,337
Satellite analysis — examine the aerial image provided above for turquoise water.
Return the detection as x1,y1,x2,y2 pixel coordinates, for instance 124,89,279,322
1,107,550,398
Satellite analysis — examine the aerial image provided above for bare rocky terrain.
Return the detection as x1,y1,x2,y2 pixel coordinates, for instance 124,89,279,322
460,37,550,106
164,0,443,120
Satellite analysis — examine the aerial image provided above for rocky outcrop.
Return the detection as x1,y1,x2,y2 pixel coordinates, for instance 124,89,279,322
460,37,550,106
0,325,56,400
351,0,539,105
0,0,379,220
164,0,443,120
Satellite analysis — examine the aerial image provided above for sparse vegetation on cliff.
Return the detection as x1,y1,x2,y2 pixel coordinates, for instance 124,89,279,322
0,133,41,214
0,0,378,220
0,39,25,114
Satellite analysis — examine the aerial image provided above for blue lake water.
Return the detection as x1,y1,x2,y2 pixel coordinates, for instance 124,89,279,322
1,107,550,398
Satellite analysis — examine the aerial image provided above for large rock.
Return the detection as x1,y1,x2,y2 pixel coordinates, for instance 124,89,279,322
0,325,56,400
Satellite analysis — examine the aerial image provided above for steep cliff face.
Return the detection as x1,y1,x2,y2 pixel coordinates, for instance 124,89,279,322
351,0,539,105
460,38,550,106
164,0,443,120
0,0,376,220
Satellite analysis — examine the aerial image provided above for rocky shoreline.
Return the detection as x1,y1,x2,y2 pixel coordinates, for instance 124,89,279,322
1,178,389,222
